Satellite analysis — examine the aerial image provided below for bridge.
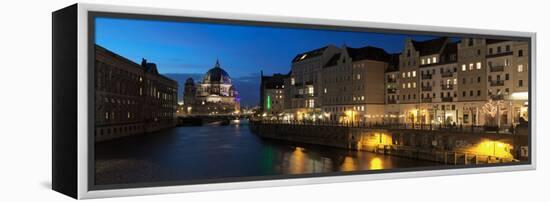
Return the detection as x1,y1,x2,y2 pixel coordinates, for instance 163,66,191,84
177,114,253,126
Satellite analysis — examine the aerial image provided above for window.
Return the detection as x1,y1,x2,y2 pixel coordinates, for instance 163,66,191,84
453,78,457,85
407,49,411,57
463,91,466,97
476,62,481,69
413,82,416,88
402,83,406,88
433,57,437,63
356,74,361,80
477,49,481,56
323,88,327,94
407,71,411,78
402,72,406,78
469,63,474,70
518,50,524,57
470,91,473,96
519,80,523,87
407,82,411,88
505,74,509,80
427,58,431,64
462,64,466,71
477,90,481,96
308,99,315,108
518,64,524,72
412,71,416,77
489,48,493,55
497,46,501,53
506,45,510,52
478,77,481,83
291,77,295,85
468,39,474,46
308,86,314,95
361,96,365,100
421,59,425,65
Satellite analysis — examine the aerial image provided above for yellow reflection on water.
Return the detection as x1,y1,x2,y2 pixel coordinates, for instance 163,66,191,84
369,157,383,170
288,147,306,174
340,156,357,171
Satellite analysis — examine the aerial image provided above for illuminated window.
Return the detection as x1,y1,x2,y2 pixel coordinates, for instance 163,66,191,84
412,71,416,77
421,59,425,65
427,58,431,64
407,82,411,88
412,82,416,88
308,86,314,95
361,96,365,100
453,78,457,85
356,74,361,80
402,72,406,78
469,63,474,70
462,64,466,71
433,57,437,63
402,83,406,88
291,78,295,85
361,106,365,111
476,62,481,69
407,72,411,78
308,99,315,108
324,88,327,94
518,64,524,72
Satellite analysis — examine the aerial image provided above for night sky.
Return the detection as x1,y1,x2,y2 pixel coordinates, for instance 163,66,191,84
95,17,441,106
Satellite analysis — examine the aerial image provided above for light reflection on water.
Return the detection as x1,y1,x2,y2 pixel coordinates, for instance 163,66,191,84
95,120,439,185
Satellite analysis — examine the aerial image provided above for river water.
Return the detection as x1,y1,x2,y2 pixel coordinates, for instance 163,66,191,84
95,119,439,186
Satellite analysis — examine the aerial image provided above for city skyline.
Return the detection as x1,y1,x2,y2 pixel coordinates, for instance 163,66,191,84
95,17,447,105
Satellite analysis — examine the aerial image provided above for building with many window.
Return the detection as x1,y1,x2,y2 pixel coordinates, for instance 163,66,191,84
260,37,529,128
181,60,241,115
94,45,178,142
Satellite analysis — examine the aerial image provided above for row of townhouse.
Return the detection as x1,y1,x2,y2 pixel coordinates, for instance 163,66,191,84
260,37,529,127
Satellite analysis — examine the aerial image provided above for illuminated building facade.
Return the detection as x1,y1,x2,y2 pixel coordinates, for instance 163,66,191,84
261,37,529,127
260,72,288,116
182,60,240,115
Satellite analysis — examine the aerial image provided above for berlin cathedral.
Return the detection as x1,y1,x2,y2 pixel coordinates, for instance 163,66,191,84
179,60,241,115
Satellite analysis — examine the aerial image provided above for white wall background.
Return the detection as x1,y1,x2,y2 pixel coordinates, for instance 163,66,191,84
0,0,547,201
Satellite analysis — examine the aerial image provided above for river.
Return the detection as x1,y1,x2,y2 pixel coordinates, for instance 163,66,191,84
95,119,440,186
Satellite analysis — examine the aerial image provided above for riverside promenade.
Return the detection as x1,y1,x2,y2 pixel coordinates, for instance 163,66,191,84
249,120,529,165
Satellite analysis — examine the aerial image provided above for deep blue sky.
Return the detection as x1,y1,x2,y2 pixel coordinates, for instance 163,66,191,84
95,17,441,105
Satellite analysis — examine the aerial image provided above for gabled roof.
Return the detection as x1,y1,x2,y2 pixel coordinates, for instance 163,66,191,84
323,53,341,68
346,46,391,62
292,46,328,63
439,41,458,63
386,53,400,72
412,37,448,56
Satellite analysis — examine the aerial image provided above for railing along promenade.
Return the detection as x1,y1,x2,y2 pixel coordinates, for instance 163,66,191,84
256,119,522,135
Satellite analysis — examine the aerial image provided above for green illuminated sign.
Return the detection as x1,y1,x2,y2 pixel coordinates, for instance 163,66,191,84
266,95,271,110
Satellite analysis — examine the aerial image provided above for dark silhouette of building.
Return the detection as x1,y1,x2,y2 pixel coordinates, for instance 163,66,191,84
94,45,178,142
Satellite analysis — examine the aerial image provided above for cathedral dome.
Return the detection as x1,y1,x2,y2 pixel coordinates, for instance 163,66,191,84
203,60,232,84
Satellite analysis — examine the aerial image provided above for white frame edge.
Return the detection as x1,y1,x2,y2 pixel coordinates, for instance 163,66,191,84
76,3,537,199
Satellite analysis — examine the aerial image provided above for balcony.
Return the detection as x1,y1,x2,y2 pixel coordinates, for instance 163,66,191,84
490,65,504,72
421,86,432,92
442,97,453,102
441,71,454,78
421,74,432,80
387,99,397,104
441,84,454,90
387,88,397,94
387,78,397,83
422,98,432,103
490,80,504,86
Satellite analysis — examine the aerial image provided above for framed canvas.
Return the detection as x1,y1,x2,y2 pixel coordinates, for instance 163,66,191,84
52,3,536,199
